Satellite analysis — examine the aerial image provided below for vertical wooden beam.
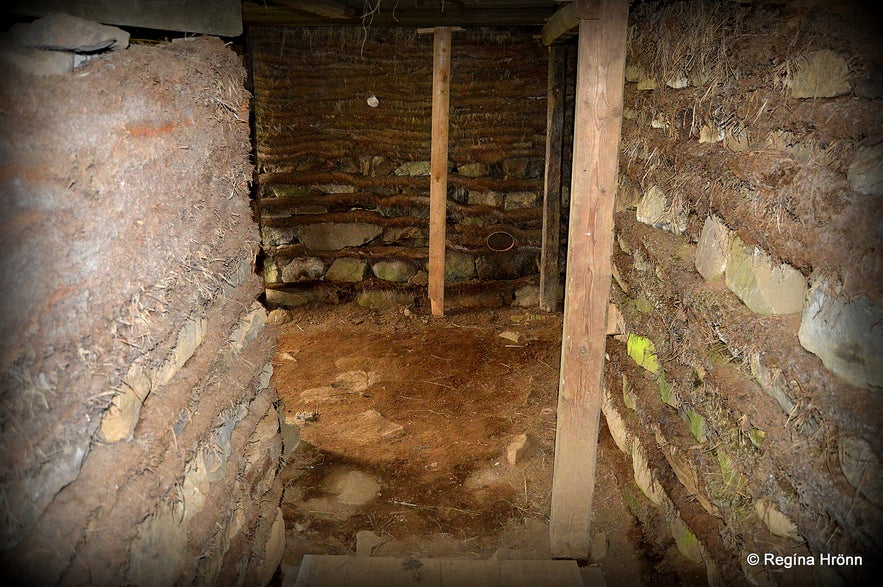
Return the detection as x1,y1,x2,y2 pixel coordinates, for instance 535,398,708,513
540,44,567,313
550,0,629,559
428,26,452,317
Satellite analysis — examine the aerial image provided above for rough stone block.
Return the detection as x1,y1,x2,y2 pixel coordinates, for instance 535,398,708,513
230,301,267,354
502,157,543,180
381,226,427,244
838,436,883,507
457,162,489,177
790,49,851,99
393,160,431,176
258,508,285,587
754,500,802,541
602,389,631,454
127,500,189,586
512,284,539,307
0,42,73,76
269,184,311,198
749,354,795,416
325,257,367,282
155,316,207,387
504,191,539,210
355,290,412,311
698,124,723,143
468,190,503,207
798,282,883,389
330,470,381,506
297,223,382,251
725,237,806,314
636,185,666,226
847,144,883,197
100,363,151,443
266,308,292,326
506,433,530,465
444,250,475,283
266,288,336,308
281,257,325,282
315,184,354,194
631,438,665,506
261,226,296,247
856,67,883,99
372,259,416,282
263,259,281,284
624,63,643,83
669,516,704,566
724,129,750,153
695,215,730,281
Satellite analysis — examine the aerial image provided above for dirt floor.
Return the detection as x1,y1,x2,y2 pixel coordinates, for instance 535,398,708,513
270,302,686,586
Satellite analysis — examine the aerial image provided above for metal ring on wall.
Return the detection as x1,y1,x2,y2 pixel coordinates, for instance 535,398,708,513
486,231,515,252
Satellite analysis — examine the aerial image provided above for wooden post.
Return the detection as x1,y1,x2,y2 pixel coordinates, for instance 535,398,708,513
428,26,452,317
550,0,629,559
540,44,567,313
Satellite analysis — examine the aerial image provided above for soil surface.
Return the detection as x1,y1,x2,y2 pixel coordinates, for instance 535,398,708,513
271,302,682,586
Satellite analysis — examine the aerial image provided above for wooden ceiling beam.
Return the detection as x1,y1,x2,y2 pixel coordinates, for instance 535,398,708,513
541,0,599,46
269,0,357,20
243,1,557,27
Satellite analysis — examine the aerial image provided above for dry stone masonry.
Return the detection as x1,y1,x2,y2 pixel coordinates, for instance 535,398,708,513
602,1,882,585
248,27,550,312
0,31,284,585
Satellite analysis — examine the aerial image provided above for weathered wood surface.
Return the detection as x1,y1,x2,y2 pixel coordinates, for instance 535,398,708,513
293,555,586,587
540,44,567,312
550,0,630,560
428,26,452,316
8,0,243,36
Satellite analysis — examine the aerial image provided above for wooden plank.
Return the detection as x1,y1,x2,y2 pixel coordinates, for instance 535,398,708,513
244,3,558,27
270,0,355,20
294,555,585,587
549,0,629,560
428,26,452,317
540,44,567,313
7,0,243,36
541,0,600,46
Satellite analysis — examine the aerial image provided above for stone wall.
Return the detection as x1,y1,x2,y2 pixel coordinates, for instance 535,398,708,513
0,31,284,585
248,27,550,311
599,1,882,584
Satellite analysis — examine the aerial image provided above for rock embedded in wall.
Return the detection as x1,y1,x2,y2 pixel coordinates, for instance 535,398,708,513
468,190,504,207
502,157,544,180
394,160,432,176
504,191,539,211
444,250,476,283
325,257,367,282
371,259,417,282
512,284,540,307
281,257,325,282
695,215,731,281
724,237,806,315
855,67,883,99
457,162,489,177
847,144,883,197
790,49,851,99
262,226,297,247
838,437,883,507
798,280,883,390
297,222,382,251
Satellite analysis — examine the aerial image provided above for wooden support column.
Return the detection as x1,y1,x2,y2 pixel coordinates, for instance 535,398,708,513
550,0,629,560
428,26,452,317
540,44,567,313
